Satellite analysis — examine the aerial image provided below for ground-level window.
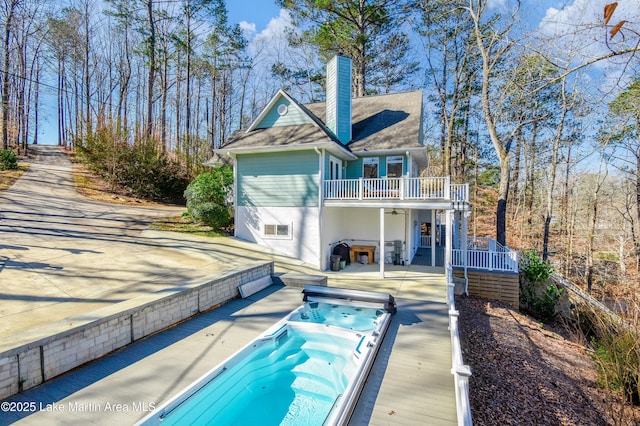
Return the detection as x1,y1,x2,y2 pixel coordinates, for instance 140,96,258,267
363,157,379,178
264,223,291,238
387,156,403,178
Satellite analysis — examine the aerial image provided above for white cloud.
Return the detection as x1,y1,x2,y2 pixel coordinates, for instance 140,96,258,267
537,0,638,68
239,21,256,38
539,0,637,37
488,0,507,9
252,9,293,47
538,0,599,36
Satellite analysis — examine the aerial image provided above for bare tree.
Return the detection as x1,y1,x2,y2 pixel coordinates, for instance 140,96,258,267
465,0,534,246
416,0,478,179
1,0,19,150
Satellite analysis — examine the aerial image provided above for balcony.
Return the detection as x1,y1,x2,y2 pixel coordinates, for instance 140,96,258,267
323,177,469,203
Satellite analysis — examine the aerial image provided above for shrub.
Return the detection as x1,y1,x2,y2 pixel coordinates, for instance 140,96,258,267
519,250,562,320
521,249,554,282
184,167,233,229
589,312,640,406
78,128,189,202
0,149,17,170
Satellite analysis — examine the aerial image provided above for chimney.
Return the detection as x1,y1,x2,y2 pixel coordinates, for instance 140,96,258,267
326,55,352,144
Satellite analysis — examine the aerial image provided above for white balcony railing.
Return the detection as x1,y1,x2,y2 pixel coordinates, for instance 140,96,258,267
451,238,519,273
324,177,469,203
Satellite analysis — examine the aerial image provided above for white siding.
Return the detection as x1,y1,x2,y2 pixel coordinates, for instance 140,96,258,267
236,206,321,268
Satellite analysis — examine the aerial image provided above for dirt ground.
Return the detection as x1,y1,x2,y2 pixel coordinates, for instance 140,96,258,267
457,296,640,425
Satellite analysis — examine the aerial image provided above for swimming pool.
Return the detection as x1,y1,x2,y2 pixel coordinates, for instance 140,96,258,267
136,285,395,426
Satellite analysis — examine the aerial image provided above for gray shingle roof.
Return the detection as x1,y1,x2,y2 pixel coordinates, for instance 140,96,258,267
219,90,424,155
306,90,424,152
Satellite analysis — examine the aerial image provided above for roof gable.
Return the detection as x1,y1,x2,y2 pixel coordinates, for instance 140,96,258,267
248,90,314,131
217,90,424,162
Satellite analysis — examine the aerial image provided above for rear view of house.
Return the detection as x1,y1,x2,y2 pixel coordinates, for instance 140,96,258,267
216,55,478,277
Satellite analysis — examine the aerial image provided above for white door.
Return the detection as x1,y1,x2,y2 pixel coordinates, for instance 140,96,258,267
329,156,342,180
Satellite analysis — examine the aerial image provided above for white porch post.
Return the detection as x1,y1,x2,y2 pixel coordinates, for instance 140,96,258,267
462,211,469,295
445,209,452,271
431,209,436,267
380,207,385,278
317,148,325,270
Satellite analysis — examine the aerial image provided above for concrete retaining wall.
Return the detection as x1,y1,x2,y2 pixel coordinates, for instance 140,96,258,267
0,261,274,400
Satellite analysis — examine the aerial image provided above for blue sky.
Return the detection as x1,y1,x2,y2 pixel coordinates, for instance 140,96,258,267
227,1,281,35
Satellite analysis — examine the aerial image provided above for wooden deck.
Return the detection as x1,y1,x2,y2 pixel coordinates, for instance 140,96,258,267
333,267,457,425
4,270,457,426
350,298,456,425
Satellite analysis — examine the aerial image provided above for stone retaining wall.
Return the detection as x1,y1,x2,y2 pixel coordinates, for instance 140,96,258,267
0,261,274,400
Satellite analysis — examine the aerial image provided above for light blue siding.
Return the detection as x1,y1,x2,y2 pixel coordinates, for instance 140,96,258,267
238,151,319,207
345,158,363,179
255,97,313,128
326,56,352,144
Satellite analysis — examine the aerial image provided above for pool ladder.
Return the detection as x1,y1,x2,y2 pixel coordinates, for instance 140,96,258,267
260,324,288,346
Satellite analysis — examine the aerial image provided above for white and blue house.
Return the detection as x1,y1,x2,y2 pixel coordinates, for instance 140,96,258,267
214,56,516,280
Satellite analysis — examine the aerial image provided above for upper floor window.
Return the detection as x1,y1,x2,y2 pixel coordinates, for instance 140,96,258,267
387,156,403,178
363,157,379,178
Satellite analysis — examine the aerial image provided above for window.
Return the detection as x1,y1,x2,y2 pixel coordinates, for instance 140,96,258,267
264,224,291,238
387,156,403,178
363,157,379,178
277,104,288,116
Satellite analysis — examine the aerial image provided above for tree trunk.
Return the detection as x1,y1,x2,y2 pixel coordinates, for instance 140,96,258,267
496,155,510,246
160,48,167,153
145,0,156,139
587,153,608,294
586,196,597,294
543,78,568,261
57,59,64,146
33,59,39,145
84,0,91,140
526,122,538,228
636,134,640,271
511,127,522,206
2,0,17,150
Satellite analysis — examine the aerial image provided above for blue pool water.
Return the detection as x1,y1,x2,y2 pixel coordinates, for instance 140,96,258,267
138,296,392,426
159,327,358,426
288,301,384,332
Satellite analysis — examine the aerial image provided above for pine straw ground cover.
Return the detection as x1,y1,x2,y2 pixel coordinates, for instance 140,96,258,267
457,296,640,425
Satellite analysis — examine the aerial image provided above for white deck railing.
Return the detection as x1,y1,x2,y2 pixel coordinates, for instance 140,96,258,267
451,241,519,273
447,268,473,426
323,177,469,202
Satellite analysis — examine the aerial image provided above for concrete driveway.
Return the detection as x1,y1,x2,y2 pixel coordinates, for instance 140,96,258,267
0,145,314,340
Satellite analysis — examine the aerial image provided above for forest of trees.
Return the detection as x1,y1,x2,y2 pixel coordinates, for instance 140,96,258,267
1,0,639,297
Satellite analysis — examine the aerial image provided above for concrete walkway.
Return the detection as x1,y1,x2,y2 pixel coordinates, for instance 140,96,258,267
0,146,312,340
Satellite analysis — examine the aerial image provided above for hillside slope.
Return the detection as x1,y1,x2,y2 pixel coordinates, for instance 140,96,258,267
457,296,640,425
